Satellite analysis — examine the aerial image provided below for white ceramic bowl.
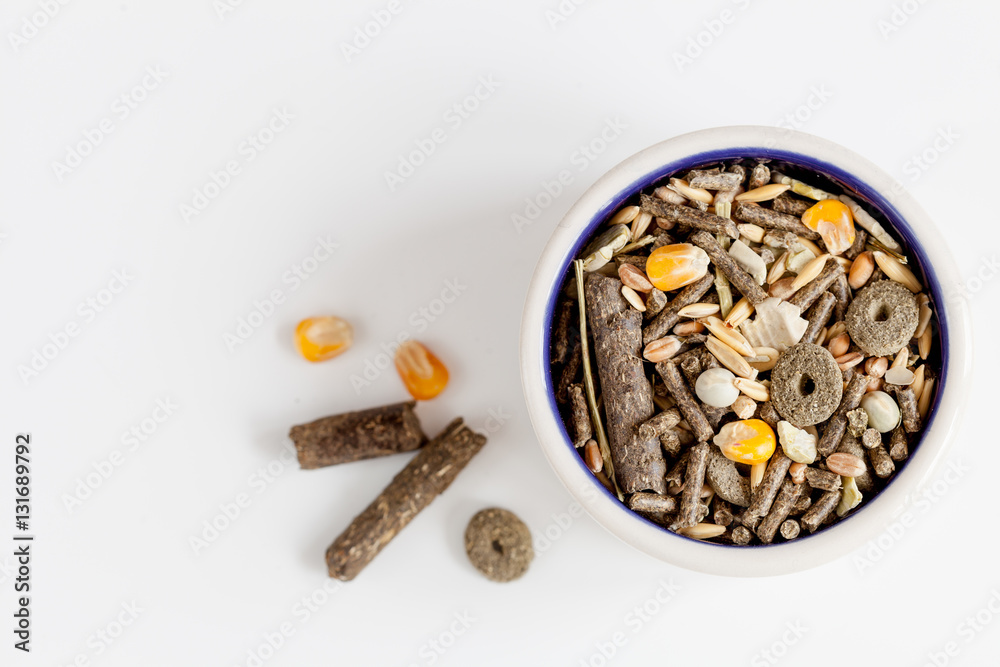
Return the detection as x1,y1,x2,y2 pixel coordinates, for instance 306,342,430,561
519,126,972,576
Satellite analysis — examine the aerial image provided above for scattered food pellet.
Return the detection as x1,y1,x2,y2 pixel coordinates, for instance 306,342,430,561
395,340,450,400
290,400,426,469
295,316,353,362
326,418,486,580
550,157,940,545
465,508,534,582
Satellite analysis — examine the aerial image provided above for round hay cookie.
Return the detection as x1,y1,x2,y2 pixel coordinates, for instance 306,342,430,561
770,343,843,428
846,280,919,357
465,508,533,582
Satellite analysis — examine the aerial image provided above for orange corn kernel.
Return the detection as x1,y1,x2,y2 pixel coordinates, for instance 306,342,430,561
294,316,353,362
713,419,776,464
395,341,449,400
644,243,711,292
801,200,856,256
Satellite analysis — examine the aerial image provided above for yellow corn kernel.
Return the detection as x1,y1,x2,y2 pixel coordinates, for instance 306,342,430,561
395,341,449,400
294,316,353,362
802,200,856,256
713,419,776,464
645,243,711,292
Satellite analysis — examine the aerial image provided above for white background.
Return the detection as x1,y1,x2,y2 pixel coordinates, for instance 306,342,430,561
2,0,998,665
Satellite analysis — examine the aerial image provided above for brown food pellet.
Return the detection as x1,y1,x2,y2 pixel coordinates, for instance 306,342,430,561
465,508,534,583
845,280,919,357
291,401,426,470
327,418,486,581
780,519,801,540
837,432,875,492
889,426,910,461
846,408,870,438
705,448,752,507
802,490,841,533
804,467,842,492
770,343,843,428
771,194,811,216
868,443,896,478
788,258,845,312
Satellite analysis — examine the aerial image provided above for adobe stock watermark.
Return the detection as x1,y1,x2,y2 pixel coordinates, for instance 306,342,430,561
384,76,500,192
533,482,599,554
339,0,416,63
578,579,681,667
348,278,467,393
944,254,1000,306
920,588,1000,667
759,85,834,152
750,621,808,666
544,0,588,30
514,117,629,234
404,611,477,667
179,107,294,223
883,125,959,204
672,0,757,72
214,0,247,20
17,268,135,386
223,235,339,352
61,398,180,514
57,601,144,667
51,66,170,182
233,578,344,667
188,440,296,556
7,0,71,52
877,0,931,39
853,459,968,575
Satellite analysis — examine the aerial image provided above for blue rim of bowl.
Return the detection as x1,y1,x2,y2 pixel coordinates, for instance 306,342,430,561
541,147,948,548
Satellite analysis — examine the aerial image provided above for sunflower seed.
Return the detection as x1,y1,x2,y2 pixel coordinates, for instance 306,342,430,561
705,335,755,379
654,186,687,205
678,302,721,318
791,253,831,290
724,297,755,328
910,364,926,400
915,299,933,339
735,183,791,203
891,347,909,370
873,251,922,293
918,326,932,359
918,377,935,420
669,178,713,204
609,205,640,225
703,316,755,356
677,523,726,540
746,347,779,372
631,211,653,242
733,377,769,401
767,251,789,285
621,285,647,312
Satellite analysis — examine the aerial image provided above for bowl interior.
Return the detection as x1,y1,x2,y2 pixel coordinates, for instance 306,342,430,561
541,147,950,551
